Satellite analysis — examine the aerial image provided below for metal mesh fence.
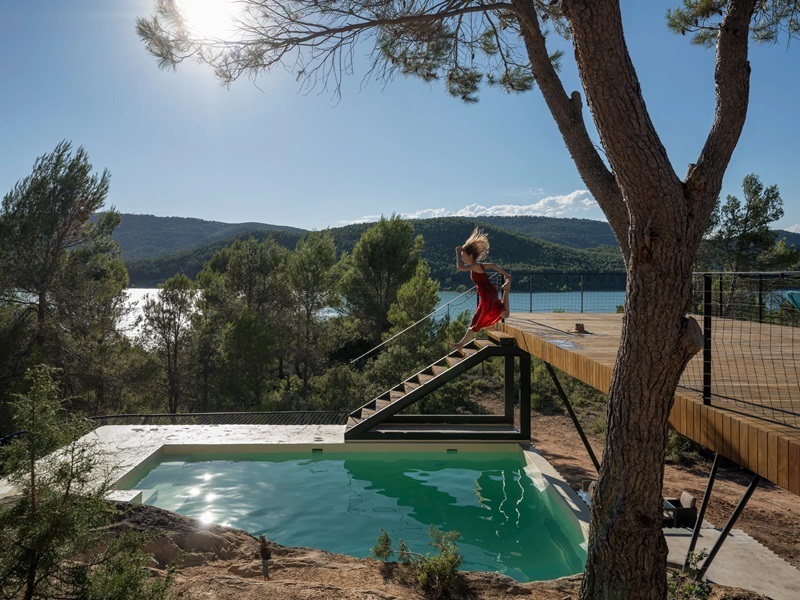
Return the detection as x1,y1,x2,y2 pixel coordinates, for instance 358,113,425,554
439,272,628,318
681,272,800,429
518,272,627,314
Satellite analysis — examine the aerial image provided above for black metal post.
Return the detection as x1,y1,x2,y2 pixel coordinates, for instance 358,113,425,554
695,473,761,581
683,453,721,571
718,274,723,317
703,274,712,405
580,274,584,314
505,355,515,425
519,354,531,440
529,272,533,313
758,274,763,323
544,362,600,473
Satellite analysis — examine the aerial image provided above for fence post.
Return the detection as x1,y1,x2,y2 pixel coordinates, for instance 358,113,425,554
718,273,723,317
529,272,533,313
580,274,584,314
758,274,764,322
703,274,712,405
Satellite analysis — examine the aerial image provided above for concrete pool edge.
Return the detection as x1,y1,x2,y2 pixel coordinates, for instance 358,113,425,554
520,445,591,545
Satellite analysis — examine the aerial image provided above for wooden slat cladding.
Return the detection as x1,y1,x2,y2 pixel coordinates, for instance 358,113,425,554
499,314,800,497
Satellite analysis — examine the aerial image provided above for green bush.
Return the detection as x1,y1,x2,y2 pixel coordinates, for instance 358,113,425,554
665,428,704,465
667,550,710,600
372,525,466,599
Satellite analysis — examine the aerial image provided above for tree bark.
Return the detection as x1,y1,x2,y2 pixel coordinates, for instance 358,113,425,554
512,1,756,597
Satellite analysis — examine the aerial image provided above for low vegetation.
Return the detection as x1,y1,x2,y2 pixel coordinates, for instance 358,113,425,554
372,526,466,600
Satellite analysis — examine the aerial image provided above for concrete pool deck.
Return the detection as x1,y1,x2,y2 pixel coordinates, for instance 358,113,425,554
1,424,798,598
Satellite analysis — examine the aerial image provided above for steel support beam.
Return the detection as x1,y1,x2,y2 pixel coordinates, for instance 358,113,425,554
505,355,515,424
520,353,531,440
695,473,761,581
544,362,600,474
683,452,721,571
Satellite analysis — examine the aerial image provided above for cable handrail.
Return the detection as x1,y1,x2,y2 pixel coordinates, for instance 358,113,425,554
349,272,502,366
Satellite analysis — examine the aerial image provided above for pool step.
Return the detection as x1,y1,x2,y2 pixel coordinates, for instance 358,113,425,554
346,332,526,440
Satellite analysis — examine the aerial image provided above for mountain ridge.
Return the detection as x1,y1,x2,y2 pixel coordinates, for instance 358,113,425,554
113,212,800,288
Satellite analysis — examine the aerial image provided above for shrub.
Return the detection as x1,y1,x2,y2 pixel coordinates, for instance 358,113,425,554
665,428,704,465
372,525,466,599
667,550,710,600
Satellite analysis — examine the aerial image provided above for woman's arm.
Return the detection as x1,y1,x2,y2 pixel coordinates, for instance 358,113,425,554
455,246,472,271
484,262,510,278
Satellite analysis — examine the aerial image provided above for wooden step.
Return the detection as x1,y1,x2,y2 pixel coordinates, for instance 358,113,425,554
487,330,516,346
361,407,377,418
417,373,434,384
347,416,362,429
403,381,420,393
389,389,406,402
376,398,391,409
459,347,478,357
430,365,448,376
445,355,464,368
473,339,495,349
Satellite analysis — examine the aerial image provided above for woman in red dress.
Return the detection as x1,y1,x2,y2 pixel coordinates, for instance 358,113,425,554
451,228,511,350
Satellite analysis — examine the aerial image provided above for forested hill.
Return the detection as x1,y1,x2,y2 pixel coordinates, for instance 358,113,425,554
110,213,306,260
124,215,624,288
113,213,618,259
462,215,617,248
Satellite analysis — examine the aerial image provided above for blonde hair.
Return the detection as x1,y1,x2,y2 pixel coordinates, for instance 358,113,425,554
463,227,490,261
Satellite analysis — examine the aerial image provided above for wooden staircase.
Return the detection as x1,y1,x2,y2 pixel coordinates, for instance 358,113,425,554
345,330,531,441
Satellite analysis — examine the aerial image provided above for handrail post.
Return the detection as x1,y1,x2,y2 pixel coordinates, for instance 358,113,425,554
529,272,533,313
703,274,712,405
580,274,584,314
758,274,763,322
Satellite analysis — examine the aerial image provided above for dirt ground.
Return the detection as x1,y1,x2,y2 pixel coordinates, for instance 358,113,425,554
527,411,800,570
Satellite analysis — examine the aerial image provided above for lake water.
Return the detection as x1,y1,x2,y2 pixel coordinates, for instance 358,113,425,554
124,288,626,335
436,290,625,318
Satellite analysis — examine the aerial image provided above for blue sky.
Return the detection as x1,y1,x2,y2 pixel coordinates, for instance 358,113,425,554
1,1,798,232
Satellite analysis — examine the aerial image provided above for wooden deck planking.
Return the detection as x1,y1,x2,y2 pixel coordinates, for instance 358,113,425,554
499,313,800,497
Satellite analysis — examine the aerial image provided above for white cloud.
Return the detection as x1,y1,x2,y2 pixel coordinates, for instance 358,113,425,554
342,190,600,225
785,223,800,233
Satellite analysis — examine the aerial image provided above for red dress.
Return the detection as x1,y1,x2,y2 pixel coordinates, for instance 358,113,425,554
469,268,505,332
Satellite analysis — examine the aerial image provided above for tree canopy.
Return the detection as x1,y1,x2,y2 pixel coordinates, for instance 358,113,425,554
136,2,800,598
700,173,795,272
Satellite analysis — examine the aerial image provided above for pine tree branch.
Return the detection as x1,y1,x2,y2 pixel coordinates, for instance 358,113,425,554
685,0,757,205
511,0,629,257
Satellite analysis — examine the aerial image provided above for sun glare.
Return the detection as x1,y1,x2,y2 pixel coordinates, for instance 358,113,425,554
178,0,241,40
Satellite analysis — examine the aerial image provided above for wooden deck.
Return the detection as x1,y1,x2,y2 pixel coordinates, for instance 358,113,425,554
499,313,800,497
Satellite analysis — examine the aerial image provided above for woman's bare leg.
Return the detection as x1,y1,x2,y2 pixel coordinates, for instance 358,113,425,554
450,326,475,351
501,275,511,319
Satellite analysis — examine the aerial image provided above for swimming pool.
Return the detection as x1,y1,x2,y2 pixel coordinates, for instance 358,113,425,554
123,445,587,582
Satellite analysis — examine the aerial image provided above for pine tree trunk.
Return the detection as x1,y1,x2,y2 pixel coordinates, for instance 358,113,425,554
580,229,703,599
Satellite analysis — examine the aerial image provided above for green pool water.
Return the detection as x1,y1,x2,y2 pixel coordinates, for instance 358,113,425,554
128,450,586,582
